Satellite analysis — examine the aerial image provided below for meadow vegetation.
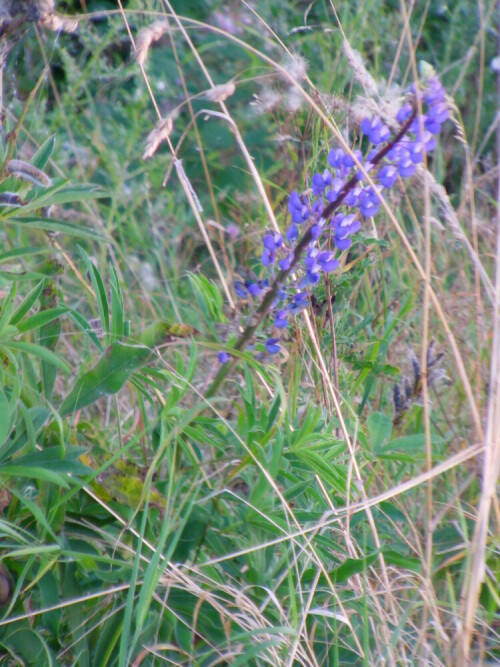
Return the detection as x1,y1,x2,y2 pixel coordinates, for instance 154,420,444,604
0,1,498,665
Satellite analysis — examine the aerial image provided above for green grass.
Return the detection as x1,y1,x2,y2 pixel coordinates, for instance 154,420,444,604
0,1,498,665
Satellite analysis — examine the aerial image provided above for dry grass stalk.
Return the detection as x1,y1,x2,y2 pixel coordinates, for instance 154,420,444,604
205,80,236,103
142,117,174,160
135,20,168,67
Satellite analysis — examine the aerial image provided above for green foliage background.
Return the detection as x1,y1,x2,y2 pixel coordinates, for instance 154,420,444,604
0,1,498,665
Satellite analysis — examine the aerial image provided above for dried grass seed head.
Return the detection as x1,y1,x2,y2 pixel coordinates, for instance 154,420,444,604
143,117,174,160
136,20,168,67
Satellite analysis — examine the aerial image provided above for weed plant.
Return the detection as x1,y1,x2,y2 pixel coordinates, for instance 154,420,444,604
0,1,498,666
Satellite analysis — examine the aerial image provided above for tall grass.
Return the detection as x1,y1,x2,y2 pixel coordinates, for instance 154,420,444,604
0,1,498,665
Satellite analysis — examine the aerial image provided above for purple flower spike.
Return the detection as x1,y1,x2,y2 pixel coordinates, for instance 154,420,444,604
218,351,230,364
265,337,281,354
274,310,289,328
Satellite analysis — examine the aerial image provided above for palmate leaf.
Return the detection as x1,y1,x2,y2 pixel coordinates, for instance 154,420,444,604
60,321,197,416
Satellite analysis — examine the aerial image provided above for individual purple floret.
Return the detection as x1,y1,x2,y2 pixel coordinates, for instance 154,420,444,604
312,169,333,196
379,164,398,188
265,338,281,354
287,291,310,315
274,310,289,328
218,351,230,364
361,116,391,145
261,232,283,266
234,281,247,298
288,191,310,224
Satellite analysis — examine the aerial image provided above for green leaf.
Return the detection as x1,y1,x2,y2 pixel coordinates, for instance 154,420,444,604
6,216,105,241
110,265,124,342
59,322,175,415
376,433,446,455
367,411,392,451
31,135,56,170
382,550,421,573
0,446,91,488
0,282,17,334
332,552,379,583
0,389,11,445
8,281,44,325
39,282,63,401
22,182,107,211
79,249,109,337
0,247,52,264
0,407,50,461
5,341,71,373
16,307,68,334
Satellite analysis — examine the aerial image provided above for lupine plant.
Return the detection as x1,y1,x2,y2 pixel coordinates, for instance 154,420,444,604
218,75,449,363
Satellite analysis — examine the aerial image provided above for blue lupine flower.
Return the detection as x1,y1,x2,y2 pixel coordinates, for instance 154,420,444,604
397,153,416,178
317,251,339,272
288,191,310,224
233,74,450,362
333,213,361,250
218,351,230,363
311,223,324,239
234,281,247,298
423,76,446,106
342,149,363,169
344,184,362,208
246,281,262,297
379,164,398,188
304,247,322,285
261,232,283,266
286,224,299,242
396,102,413,123
287,292,309,314
409,141,424,164
274,309,289,328
361,116,391,145
328,148,345,169
311,170,333,196
279,252,294,271
265,338,281,354
359,187,381,218
326,178,345,201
